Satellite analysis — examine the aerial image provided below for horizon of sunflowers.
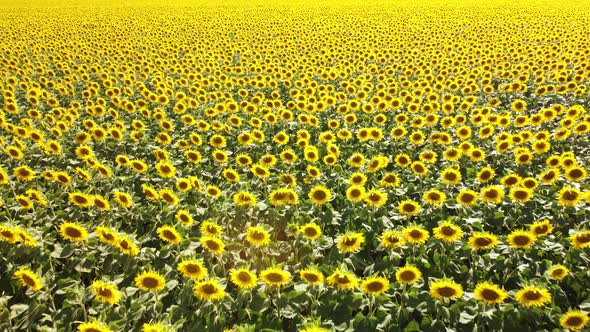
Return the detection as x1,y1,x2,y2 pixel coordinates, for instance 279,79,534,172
1,0,590,331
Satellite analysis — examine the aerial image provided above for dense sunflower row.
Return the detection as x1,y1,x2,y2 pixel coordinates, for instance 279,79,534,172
1,0,590,331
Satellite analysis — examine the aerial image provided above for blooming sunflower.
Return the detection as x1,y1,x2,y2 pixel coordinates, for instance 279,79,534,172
77,321,112,332
529,219,553,237
201,221,223,237
402,226,429,245
14,267,42,291
346,185,366,203
113,192,133,208
395,265,421,285
456,189,478,207
193,279,226,302
507,230,536,249
363,189,387,208
433,221,463,243
69,192,93,208
59,222,88,242
229,268,257,289
308,185,332,205
361,276,390,296
515,285,551,307
473,282,507,304
440,168,462,185
300,268,324,286
480,185,504,205
509,187,533,203
326,268,358,291
380,230,405,249
336,232,365,253
468,232,499,250
300,222,321,240
117,235,139,256
423,189,446,206
159,189,179,206
90,280,121,304
548,264,569,281
176,259,208,281
245,226,271,246
560,310,589,331
430,279,463,300
233,191,257,207
175,210,193,226
135,271,166,292
557,187,583,207
156,225,182,244
570,230,590,249
398,199,421,216
260,268,290,287
200,236,225,255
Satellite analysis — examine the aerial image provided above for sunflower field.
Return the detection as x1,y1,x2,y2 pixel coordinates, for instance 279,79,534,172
1,0,590,331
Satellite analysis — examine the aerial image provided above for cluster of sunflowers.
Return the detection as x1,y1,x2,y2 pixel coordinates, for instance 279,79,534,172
1,0,590,331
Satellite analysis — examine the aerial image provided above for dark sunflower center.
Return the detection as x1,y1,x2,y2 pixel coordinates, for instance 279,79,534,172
438,286,456,297
441,226,456,236
303,273,319,283
366,281,384,292
163,230,176,240
206,240,220,250
524,290,542,300
313,191,326,200
265,273,284,283
238,272,251,282
97,287,112,297
65,227,82,238
566,316,583,326
142,277,159,289
21,274,36,287
201,284,218,294
304,227,318,237
250,231,265,240
400,271,416,281
403,204,416,213
474,237,492,247
481,289,499,300
513,235,531,246
185,264,200,274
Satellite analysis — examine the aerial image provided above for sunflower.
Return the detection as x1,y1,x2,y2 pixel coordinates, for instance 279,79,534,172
364,189,387,208
570,231,590,249
177,259,207,280
113,192,133,208
468,232,499,250
260,268,290,287
398,199,421,216
300,222,321,240
201,221,223,237
560,310,589,331
308,185,332,205
529,219,553,237
423,189,446,206
16,195,33,209
245,226,271,246
402,226,430,245
480,185,504,205
69,192,93,208
117,235,139,256
200,236,225,255
175,210,193,226
229,268,257,289
90,280,121,304
14,267,42,291
346,185,366,203
515,285,551,307
233,191,257,207
380,230,405,249
142,323,168,332
135,271,166,292
507,230,536,249
456,189,478,207
193,279,226,301
326,268,358,291
222,169,240,183
96,226,118,245
433,221,463,243
300,268,324,286
477,167,495,183
361,276,389,296
565,166,587,182
539,169,560,185
156,225,182,244
440,168,461,185
77,321,112,332
93,195,111,210
557,187,583,207
348,172,367,186
473,282,507,304
548,264,569,281
59,222,88,242
336,232,365,253
509,187,533,203
500,174,522,187
300,326,330,332
430,279,463,300
395,265,421,285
